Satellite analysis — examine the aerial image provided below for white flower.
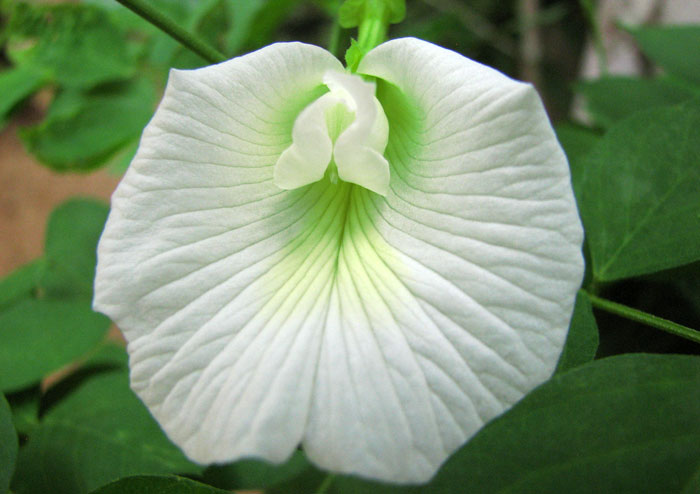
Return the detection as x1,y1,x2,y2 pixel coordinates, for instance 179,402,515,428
94,38,584,484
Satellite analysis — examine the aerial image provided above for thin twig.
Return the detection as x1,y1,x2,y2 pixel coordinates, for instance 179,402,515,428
579,0,608,74
586,292,700,345
328,0,343,58
114,0,226,64
421,0,516,57
518,0,542,87
316,474,336,494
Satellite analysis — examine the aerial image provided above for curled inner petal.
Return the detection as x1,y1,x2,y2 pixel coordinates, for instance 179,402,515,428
273,71,390,195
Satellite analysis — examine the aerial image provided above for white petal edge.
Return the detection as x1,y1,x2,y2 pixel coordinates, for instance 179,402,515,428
299,38,585,482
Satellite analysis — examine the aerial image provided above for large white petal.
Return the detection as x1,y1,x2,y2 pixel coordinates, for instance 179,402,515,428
95,37,584,485
94,42,344,464
301,38,584,482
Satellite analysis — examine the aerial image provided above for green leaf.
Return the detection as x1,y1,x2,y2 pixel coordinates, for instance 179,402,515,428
203,450,311,490
41,199,109,299
429,353,700,494
0,66,47,128
266,466,328,494
89,476,228,494
578,76,695,129
107,139,139,174
239,0,305,51
0,199,110,392
579,99,700,281
11,364,200,494
6,3,137,88
82,342,129,369
0,394,18,494
628,25,700,86
20,79,154,171
555,291,599,373
0,299,110,393
0,260,46,310
345,38,365,72
683,467,700,494
330,354,700,494
555,123,601,200
5,387,41,436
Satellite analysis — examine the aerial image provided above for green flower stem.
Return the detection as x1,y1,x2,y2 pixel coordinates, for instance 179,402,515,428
114,0,226,64
340,0,405,70
585,292,700,344
329,20,342,57
328,2,343,57
357,15,388,54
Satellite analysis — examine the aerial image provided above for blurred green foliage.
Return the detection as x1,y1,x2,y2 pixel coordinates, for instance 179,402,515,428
627,25,700,86
0,0,588,157
0,200,112,395
11,345,200,494
20,79,154,170
5,3,137,87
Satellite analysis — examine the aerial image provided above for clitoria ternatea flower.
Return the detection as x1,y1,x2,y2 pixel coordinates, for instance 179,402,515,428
94,38,584,484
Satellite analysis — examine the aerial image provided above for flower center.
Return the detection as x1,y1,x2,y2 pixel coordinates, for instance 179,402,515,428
273,71,390,195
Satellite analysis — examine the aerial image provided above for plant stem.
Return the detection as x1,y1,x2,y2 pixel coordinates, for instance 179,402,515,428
114,0,226,64
357,14,388,54
328,2,343,58
586,292,700,344
316,474,336,494
518,0,542,87
421,0,515,57
579,0,608,75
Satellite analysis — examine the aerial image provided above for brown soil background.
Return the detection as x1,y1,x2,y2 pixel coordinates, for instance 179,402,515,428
0,109,120,277
0,104,125,349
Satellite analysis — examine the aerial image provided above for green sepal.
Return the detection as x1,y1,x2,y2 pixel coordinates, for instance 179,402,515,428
341,0,405,70
345,38,365,72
